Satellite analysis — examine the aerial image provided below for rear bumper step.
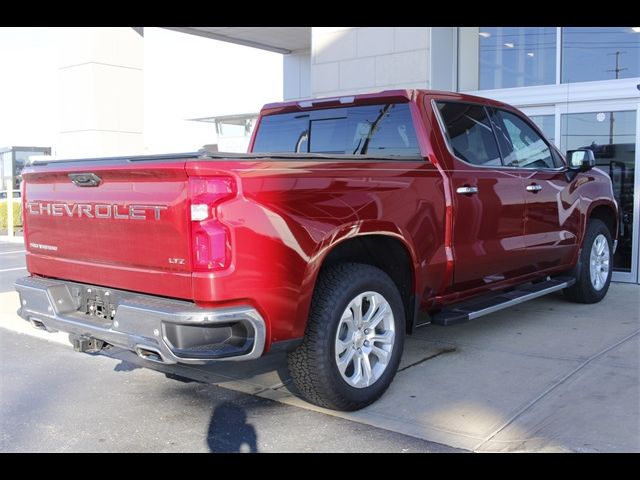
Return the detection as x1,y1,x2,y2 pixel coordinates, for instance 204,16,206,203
431,276,576,326
14,276,266,363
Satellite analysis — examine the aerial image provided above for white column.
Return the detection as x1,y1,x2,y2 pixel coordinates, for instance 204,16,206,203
55,27,144,157
283,50,311,100
430,27,457,91
457,27,480,92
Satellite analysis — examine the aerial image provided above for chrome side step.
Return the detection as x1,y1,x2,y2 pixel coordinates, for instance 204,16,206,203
431,276,575,326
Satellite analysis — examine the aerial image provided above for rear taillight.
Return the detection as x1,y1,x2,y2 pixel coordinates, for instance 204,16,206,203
20,179,28,245
189,177,235,271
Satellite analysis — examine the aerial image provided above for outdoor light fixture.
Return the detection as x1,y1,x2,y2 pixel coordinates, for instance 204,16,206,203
632,27,640,33
478,32,491,38
527,52,535,57
504,43,515,48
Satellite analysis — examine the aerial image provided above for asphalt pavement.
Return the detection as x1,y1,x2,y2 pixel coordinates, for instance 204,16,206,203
1,239,638,452
0,241,26,292
0,329,459,453
0,240,458,452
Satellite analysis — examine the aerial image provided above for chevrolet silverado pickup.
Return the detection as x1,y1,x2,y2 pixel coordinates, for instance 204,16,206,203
15,90,618,411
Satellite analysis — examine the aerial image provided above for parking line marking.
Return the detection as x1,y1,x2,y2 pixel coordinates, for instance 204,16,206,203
0,250,26,255
0,267,26,272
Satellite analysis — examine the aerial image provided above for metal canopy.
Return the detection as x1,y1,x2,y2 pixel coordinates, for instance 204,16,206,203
163,27,311,54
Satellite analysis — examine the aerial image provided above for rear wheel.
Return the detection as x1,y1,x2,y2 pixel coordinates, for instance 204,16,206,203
564,219,613,304
287,263,405,411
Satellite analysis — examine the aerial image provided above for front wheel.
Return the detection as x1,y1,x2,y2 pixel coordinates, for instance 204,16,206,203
287,263,405,411
564,219,613,304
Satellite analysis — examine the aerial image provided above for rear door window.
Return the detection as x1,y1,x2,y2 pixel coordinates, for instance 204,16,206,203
436,102,502,167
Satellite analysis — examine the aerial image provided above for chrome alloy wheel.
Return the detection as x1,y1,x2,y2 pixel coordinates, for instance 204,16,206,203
334,291,395,389
590,234,610,291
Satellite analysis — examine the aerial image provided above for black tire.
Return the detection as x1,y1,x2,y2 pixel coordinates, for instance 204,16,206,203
563,219,613,304
287,263,405,411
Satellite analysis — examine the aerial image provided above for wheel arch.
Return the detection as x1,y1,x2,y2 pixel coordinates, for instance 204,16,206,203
295,227,419,337
585,200,618,247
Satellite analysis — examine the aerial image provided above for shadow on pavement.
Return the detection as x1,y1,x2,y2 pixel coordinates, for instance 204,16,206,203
113,359,202,383
106,347,293,394
207,402,258,453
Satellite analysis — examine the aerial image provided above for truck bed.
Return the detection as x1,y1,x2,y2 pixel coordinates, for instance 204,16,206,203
22,151,441,318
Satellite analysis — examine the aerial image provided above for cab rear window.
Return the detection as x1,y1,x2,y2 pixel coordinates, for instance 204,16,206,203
253,103,421,157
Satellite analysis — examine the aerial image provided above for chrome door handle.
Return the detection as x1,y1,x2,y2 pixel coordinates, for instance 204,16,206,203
456,186,478,195
526,184,542,193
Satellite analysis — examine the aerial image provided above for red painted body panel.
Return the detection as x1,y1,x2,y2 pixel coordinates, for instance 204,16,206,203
20,89,618,352
519,169,581,271
421,91,617,305
23,162,193,299
187,160,447,343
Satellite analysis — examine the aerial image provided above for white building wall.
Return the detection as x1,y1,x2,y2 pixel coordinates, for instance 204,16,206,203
283,50,311,100
310,27,431,98
56,27,144,157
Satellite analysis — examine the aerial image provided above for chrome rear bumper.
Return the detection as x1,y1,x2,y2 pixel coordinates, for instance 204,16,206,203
14,276,266,364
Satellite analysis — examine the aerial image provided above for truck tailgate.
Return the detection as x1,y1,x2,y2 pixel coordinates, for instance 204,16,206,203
22,160,193,299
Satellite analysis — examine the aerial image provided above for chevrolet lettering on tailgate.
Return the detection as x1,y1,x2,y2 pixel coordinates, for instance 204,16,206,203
26,202,168,220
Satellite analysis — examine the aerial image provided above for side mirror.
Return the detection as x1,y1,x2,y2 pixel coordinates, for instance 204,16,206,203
567,149,596,172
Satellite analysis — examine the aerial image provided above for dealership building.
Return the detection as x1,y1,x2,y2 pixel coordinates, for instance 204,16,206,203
41,27,640,284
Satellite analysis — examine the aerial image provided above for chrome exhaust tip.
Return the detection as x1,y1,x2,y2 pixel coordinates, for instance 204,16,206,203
29,317,57,332
135,345,166,364
29,318,48,331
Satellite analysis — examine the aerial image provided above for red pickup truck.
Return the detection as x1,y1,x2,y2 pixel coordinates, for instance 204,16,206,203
15,89,617,411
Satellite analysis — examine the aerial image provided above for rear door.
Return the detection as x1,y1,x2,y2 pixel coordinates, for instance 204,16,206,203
435,101,530,292
489,108,579,270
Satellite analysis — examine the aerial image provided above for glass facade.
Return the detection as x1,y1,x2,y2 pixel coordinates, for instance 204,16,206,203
562,27,640,83
458,26,640,283
0,147,51,191
561,111,636,273
13,150,36,189
478,27,556,89
529,115,556,145
477,27,640,88
466,26,640,282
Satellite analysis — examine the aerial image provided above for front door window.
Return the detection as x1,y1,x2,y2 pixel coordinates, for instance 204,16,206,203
490,109,558,169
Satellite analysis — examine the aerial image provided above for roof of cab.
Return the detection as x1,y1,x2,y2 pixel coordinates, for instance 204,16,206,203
259,89,516,116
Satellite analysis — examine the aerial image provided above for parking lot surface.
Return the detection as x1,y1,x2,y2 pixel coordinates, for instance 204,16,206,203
1,240,638,452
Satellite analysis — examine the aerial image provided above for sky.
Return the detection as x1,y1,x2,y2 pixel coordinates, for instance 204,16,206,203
0,27,58,148
0,27,283,152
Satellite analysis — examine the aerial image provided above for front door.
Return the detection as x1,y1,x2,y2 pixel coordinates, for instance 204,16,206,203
490,107,580,271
